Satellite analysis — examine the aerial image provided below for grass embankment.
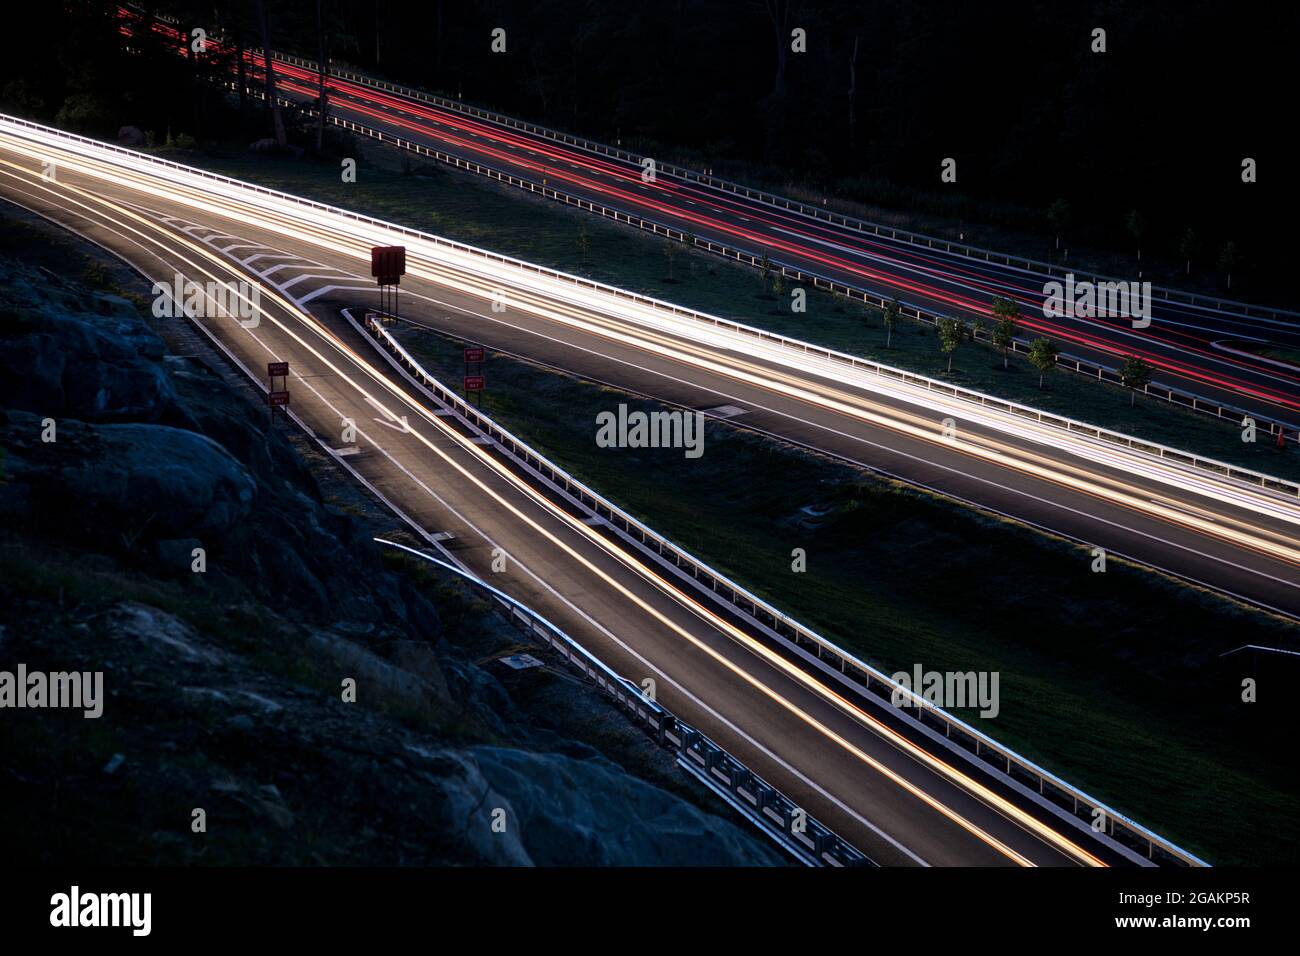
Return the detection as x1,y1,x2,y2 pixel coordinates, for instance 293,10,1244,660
172,147,1300,483
384,321,1298,866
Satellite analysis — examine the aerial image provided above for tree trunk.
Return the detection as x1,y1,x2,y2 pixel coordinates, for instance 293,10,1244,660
771,25,788,98
571,39,580,118
315,0,328,154
435,0,444,72
235,34,248,129
763,0,791,157
847,36,858,135
186,30,198,137
255,0,287,147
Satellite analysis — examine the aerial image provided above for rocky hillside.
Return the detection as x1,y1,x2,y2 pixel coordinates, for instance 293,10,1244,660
0,211,783,866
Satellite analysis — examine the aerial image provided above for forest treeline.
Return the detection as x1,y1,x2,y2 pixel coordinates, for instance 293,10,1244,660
2,1,1292,298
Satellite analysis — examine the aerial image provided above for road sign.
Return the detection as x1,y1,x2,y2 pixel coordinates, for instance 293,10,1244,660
267,361,289,377
268,391,291,407
370,245,406,286
464,347,485,363
464,375,485,392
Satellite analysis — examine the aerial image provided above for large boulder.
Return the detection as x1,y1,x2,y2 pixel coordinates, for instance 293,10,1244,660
64,422,257,537
2,412,256,540
468,746,786,866
0,305,181,422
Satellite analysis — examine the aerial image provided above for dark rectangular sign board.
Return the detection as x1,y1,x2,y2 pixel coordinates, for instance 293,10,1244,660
371,245,407,285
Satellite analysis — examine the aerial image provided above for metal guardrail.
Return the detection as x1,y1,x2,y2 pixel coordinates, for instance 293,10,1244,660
235,72,1300,440
122,9,1300,434
7,104,1293,496
0,109,1156,870
355,309,1209,868
18,87,1203,864
262,45,1298,327
76,20,1243,868
7,50,862,860
153,84,1300,498
372,538,871,867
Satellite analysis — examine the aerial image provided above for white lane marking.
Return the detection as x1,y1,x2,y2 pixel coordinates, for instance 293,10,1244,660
279,271,363,291
1153,499,1218,523
371,415,410,433
294,282,373,305
242,252,298,266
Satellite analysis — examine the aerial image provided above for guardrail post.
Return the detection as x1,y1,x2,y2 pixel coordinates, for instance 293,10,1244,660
657,712,676,747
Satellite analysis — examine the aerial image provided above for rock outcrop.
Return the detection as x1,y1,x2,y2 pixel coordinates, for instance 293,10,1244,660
0,233,782,867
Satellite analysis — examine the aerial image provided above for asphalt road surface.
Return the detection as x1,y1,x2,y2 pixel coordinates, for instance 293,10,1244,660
2,116,1231,868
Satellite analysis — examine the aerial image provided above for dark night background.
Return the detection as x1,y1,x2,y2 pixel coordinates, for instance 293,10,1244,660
2,1,1300,877
0,1,1295,299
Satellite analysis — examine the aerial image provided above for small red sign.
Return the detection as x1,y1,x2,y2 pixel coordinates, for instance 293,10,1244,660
267,361,289,377
464,376,485,392
464,347,485,363
370,245,407,285
268,390,291,407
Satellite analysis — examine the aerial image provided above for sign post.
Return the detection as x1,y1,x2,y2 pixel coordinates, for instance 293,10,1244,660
463,345,485,406
370,245,406,324
267,361,289,424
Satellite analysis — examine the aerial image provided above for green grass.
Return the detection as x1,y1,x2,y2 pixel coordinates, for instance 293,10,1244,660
174,146,1300,483
387,322,1300,866
1256,347,1300,368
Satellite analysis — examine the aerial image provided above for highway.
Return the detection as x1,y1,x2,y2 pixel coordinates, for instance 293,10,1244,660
4,113,1287,867
0,114,1136,869
120,8,1300,428
5,111,1295,618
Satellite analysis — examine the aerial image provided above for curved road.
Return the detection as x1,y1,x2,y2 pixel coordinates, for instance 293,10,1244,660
5,114,1286,866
